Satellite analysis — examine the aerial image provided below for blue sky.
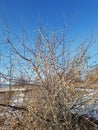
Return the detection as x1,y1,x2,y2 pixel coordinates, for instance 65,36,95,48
0,0,98,62
0,0,98,32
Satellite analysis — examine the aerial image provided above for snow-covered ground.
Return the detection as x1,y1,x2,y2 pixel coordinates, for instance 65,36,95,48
0,87,26,92
0,85,98,118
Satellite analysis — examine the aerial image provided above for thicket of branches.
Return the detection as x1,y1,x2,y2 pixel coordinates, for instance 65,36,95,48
0,24,98,130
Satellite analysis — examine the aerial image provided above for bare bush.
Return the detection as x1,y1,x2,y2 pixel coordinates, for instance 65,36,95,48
0,24,97,130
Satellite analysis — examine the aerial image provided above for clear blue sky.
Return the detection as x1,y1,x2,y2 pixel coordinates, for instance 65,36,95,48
0,0,98,32
0,0,98,62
